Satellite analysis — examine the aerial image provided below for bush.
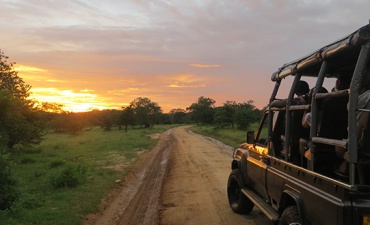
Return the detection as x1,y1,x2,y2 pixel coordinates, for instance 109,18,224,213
49,159,65,168
33,170,46,178
49,164,87,189
20,157,36,164
11,193,44,211
0,154,19,210
8,144,42,154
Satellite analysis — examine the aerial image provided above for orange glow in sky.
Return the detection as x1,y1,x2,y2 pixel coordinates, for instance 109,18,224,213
18,65,110,112
18,64,217,113
30,87,107,112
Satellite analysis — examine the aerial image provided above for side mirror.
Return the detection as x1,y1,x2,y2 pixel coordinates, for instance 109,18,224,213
246,131,255,144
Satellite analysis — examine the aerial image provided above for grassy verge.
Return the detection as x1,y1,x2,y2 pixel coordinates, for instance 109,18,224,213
189,123,259,148
0,124,178,225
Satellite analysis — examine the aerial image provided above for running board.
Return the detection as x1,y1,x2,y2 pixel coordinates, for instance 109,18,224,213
241,188,279,222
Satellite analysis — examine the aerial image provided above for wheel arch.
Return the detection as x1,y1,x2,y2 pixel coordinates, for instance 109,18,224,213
231,148,249,186
279,190,305,225
231,148,248,170
231,159,240,170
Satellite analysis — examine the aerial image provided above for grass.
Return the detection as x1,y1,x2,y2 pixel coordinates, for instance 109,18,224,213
189,123,259,148
0,124,178,225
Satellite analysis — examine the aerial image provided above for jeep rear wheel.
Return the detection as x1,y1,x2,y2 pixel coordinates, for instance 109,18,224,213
279,206,301,225
227,169,254,214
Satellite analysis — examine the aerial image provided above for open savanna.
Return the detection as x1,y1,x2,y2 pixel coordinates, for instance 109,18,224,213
0,124,178,225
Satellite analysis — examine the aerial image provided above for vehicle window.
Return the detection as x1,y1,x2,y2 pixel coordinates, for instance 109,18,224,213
256,114,269,146
274,76,333,103
275,76,294,100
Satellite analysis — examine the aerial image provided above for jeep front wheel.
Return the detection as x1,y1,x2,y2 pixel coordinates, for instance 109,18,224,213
279,206,301,225
227,169,254,214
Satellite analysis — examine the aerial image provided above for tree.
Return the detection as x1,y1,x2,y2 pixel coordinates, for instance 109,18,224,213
159,113,171,124
129,97,162,128
50,113,85,134
100,110,120,131
187,96,215,124
120,106,135,132
0,90,13,122
0,51,30,100
234,100,259,130
169,108,187,124
0,154,19,210
39,102,65,114
83,109,105,128
0,50,44,148
214,101,237,128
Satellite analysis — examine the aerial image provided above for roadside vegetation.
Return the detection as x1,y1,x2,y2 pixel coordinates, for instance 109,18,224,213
0,125,177,225
190,123,260,148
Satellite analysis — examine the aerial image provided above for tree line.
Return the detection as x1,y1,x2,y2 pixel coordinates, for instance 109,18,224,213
0,50,264,210
35,95,263,134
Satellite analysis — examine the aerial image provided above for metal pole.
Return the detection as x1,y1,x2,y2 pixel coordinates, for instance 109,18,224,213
268,80,281,156
309,61,327,171
285,74,301,162
348,41,370,185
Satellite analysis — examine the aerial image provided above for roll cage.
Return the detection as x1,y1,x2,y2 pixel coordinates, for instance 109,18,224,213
267,22,370,186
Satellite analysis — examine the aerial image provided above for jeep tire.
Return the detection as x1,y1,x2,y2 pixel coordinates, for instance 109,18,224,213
227,169,254,214
279,206,301,225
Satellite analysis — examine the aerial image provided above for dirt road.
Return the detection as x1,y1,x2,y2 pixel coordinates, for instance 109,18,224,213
85,126,271,225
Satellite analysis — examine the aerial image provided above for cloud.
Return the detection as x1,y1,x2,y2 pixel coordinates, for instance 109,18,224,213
46,79,65,83
15,65,46,73
190,64,220,68
166,83,206,88
31,88,98,101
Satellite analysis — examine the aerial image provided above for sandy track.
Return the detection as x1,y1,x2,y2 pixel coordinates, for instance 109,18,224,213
85,126,271,225
159,126,270,225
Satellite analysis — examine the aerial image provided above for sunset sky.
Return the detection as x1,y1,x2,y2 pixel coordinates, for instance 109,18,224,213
1,0,369,112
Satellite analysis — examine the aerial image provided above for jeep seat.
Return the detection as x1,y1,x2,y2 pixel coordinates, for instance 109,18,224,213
313,95,349,173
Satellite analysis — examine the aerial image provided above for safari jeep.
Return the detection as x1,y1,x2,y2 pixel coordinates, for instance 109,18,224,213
227,22,370,225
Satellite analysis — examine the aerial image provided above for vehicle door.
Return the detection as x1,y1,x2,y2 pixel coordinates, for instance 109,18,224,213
245,112,269,200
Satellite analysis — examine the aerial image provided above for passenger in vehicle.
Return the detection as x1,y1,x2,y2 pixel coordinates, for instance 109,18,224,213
300,87,328,167
301,87,329,128
337,70,370,180
289,81,310,165
270,80,309,108
315,75,350,174
356,89,370,183
269,80,310,164
294,80,310,104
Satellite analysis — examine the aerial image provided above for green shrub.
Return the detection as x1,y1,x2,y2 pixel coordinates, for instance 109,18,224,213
49,164,87,189
0,154,19,210
33,170,46,178
20,157,36,164
52,143,65,150
49,159,65,168
12,144,41,154
12,193,44,211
